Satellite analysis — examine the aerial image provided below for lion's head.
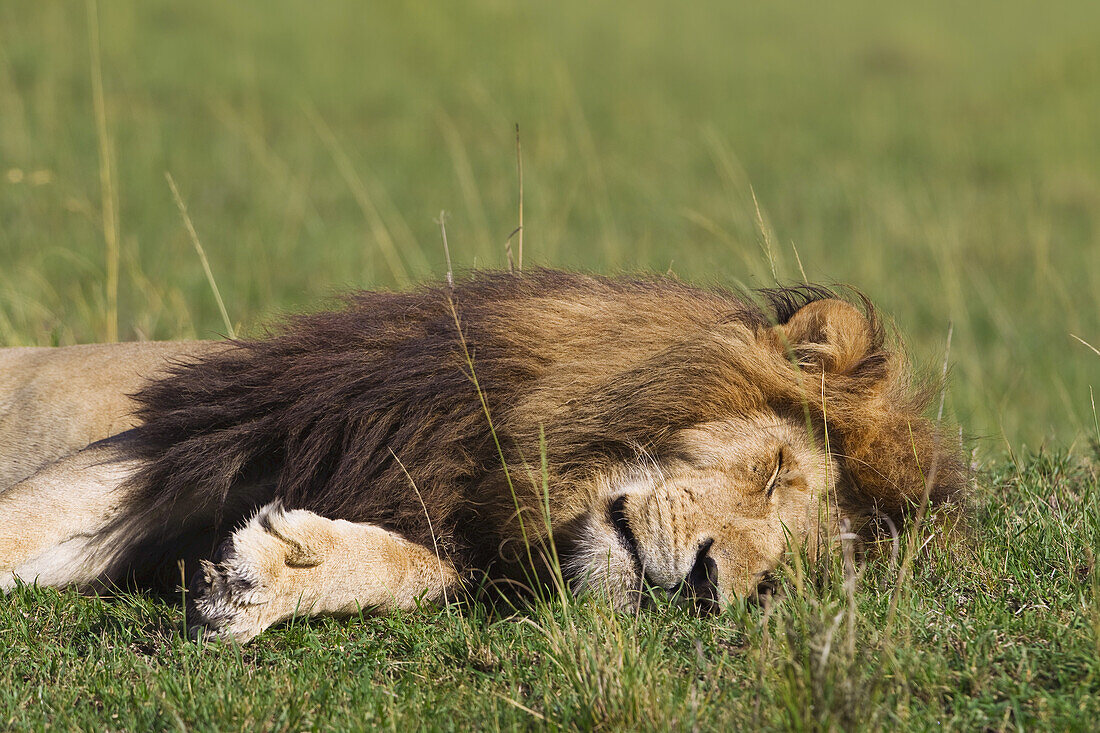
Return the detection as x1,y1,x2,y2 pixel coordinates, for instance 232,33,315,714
514,294,965,610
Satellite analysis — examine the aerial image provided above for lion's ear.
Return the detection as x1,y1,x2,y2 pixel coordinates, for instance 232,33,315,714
776,299,876,375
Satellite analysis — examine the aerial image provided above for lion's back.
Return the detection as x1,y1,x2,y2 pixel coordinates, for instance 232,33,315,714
0,341,224,490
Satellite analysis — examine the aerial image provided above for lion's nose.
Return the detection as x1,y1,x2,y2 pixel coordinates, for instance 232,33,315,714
750,573,778,606
682,538,720,614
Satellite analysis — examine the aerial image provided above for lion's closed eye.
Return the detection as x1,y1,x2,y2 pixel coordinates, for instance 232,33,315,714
764,446,787,498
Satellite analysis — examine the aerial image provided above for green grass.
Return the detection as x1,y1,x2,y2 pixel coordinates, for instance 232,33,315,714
2,0,1099,730
2,454,1097,730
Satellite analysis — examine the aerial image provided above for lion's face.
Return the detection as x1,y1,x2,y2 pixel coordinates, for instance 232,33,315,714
565,414,836,610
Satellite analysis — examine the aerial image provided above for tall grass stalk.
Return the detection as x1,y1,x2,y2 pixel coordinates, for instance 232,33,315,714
86,0,119,342
513,124,524,272
444,282,537,586
165,172,236,339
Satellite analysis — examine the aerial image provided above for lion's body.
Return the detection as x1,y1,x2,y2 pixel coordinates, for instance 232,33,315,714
0,271,965,642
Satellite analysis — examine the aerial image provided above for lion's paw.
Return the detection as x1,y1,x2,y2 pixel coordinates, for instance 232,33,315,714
188,546,270,643
188,501,318,643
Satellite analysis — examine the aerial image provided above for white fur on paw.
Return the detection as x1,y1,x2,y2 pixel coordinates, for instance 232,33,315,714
188,501,320,643
189,559,268,642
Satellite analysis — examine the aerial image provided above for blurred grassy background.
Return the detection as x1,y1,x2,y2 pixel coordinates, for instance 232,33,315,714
1,0,1098,452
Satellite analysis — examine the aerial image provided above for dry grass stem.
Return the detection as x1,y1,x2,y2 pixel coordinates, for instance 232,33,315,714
750,185,778,282
515,123,524,272
86,0,120,342
165,172,236,339
437,210,454,290
791,241,808,283
937,321,954,424
1071,333,1100,358
389,448,451,607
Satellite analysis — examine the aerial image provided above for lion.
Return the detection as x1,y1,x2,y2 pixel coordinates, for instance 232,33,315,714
0,270,964,642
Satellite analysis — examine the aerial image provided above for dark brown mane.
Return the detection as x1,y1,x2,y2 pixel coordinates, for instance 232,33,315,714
756,284,843,326
108,269,964,582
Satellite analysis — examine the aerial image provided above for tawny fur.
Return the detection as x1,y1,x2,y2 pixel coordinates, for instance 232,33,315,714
0,341,220,488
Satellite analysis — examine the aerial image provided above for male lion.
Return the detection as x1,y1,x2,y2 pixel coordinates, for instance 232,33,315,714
0,270,964,642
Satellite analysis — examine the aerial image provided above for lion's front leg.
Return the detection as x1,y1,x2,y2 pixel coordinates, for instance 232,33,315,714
189,501,459,643
0,444,140,590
